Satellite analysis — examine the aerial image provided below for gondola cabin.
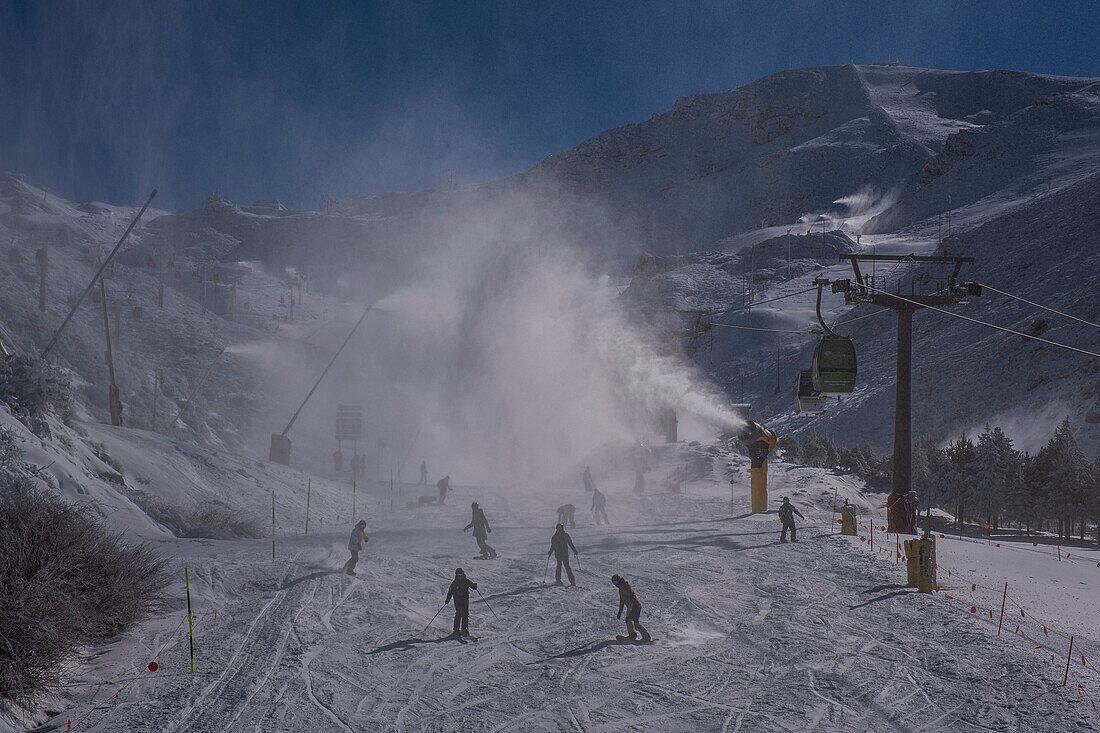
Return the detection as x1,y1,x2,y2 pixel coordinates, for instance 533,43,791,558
811,335,857,396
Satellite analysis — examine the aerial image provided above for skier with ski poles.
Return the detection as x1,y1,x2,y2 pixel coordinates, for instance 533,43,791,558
344,520,368,575
610,574,650,642
778,496,805,543
464,502,497,558
547,523,579,586
444,567,478,637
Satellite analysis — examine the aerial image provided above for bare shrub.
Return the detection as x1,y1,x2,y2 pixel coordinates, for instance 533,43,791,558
120,487,264,539
0,477,169,704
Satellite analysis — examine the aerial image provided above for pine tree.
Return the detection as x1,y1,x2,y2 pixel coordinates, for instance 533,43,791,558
1045,418,1090,539
943,436,977,528
973,425,1018,530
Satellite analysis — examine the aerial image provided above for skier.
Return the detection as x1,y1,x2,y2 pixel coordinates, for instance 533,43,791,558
464,502,497,558
591,487,609,525
905,490,919,535
420,460,428,485
557,503,576,528
437,475,450,505
344,520,368,575
610,574,650,641
778,496,805,542
547,523,579,586
583,465,594,493
444,567,478,637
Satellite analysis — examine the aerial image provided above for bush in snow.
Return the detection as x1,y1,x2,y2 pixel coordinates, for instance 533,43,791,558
121,487,265,539
0,476,169,704
0,354,74,435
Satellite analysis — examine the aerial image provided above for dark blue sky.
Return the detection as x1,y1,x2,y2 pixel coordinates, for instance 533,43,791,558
2,1,1098,212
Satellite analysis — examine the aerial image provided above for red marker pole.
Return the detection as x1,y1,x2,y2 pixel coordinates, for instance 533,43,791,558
997,582,1008,636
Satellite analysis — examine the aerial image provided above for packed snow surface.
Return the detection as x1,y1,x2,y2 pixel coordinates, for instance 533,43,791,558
14,442,1098,732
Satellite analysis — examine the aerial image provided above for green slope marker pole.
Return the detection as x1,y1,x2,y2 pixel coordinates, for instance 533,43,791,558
185,567,195,673
352,467,357,521
271,490,276,562
305,478,311,536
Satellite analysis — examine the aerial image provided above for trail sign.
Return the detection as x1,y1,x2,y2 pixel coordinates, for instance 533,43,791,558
336,404,363,441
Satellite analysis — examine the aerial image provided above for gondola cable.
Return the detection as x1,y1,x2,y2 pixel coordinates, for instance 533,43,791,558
859,282,1100,359
976,282,1100,332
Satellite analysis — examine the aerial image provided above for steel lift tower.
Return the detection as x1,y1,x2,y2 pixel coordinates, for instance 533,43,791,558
833,254,980,533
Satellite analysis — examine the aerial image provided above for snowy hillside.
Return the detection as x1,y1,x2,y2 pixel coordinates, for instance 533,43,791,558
3,62,1100,730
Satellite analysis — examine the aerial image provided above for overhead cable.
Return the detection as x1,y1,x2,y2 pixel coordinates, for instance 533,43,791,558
978,282,1100,332
858,283,1100,360
708,322,818,335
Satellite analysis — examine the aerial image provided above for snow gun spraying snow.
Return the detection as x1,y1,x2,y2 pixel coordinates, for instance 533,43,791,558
739,420,777,513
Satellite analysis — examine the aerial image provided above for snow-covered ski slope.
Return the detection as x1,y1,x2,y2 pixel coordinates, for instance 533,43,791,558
15,441,1098,732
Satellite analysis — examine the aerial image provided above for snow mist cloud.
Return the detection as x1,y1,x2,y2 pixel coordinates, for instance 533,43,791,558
258,189,746,486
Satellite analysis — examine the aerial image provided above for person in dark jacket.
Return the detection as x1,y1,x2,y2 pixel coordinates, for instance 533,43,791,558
591,488,609,525
464,502,497,558
583,466,594,493
437,475,450,505
611,574,650,641
344,520,368,575
547,523,579,586
557,503,576,528
778,496,805,542
445,567,478,637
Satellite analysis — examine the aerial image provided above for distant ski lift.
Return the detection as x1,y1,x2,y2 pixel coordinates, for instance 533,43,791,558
811,335,857,396
795,369,827,416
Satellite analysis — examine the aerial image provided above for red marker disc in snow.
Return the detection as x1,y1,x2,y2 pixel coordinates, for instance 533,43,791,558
148,661,158,672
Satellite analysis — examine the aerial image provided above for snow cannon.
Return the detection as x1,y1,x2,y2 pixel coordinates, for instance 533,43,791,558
840,503,857,536
739,421,777,513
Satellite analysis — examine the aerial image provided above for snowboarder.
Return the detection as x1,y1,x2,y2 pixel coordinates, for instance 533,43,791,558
437,475,450,505
420,460,428,485
591,487,609,525
464,502,497,558
583,465,594,493
778,496,804,542
611,574,650,641
344,520,368,575
445,567,478,637
547,523,579,586
557,503,576,528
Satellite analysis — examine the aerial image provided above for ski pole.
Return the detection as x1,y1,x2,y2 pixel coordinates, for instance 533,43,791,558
574,554,582,572
475,588,500,622
421,602,447,635
543,554,550,584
